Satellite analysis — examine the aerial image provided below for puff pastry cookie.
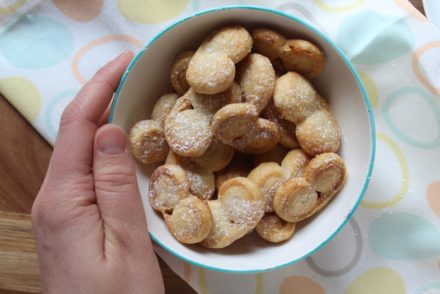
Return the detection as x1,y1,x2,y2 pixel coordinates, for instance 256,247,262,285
273,177,318,222
202,177,264,248
252,28,325,78
261,101,299,149
256,214,296,243
170,51,194,95
248,162,287,212
187,26,252,94
129,120,169,164
232,118,280,154
273,72,318,124
281,148,310,178
151,93,178,128
211,103,258,145
164,195,212,244
237,53,275,113
165,97,213,157
296,109,340,156
166,152,215,200
304,152,346,193
189,82,242,118
149,164,190,213
190,138,235,172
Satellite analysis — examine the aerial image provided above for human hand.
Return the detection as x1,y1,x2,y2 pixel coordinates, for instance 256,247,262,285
32,52,164,294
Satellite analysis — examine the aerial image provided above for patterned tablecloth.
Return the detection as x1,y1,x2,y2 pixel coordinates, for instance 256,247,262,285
1,0,440,293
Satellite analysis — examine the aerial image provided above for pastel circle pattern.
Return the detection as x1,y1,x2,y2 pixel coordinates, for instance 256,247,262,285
337,11,415,64
0,76,41,122
361,133,409,209
53,0,103,22
118,0,188,24
277,3,328,34
382,87,440,148
344,267,406,294
71,35,143,84
413,41,440,97
359,71,378,109
198,269,207,294
306,218,363,276
368,212,440,260
44,89,78,138
0,0,26,15
314,0,365,13
279,276,325,294
427,181,440,219
415,282,440,294
0,15,74,69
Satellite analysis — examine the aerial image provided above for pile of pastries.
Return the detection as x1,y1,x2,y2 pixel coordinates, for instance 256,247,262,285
129,25,347,249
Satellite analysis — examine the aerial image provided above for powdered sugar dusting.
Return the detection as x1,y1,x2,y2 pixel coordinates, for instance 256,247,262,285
167,109,213,155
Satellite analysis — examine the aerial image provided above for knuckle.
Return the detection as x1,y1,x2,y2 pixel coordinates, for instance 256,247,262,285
31,195,63,230
94,167,137,193
59,101,82,129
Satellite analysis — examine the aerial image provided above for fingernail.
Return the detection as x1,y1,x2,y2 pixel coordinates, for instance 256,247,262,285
97,126,126,154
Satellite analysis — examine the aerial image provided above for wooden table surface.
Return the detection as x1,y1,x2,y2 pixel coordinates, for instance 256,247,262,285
0,1,425,293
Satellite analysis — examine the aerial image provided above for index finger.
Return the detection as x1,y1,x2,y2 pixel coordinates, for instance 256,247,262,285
49,51,134,177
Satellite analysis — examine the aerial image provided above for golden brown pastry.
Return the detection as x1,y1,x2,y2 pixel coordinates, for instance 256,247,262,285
237,53,276,113
248,162,287,212
273,72,341,156
190,138,234,172
151,93,179,128
273,72,319,124
201,177,264,248
232,118,280,154
163,195,212,244
189,82,241,118
261,101,298,149
149,164,189,213
281,148,310,178
279,39,325,79
187,26,252,94
184,166,216,200
129,120,169,164
251,28,325,78
186,52,235,95
304,152,346,193
273,177,318,222
170,51,194,95
164,97,213,157
295,109,341,156
211,103,258,145
255,214,296,243
166,152,215,200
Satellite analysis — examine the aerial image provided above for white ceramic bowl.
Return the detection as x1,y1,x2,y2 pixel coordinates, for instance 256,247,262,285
110,6,375,273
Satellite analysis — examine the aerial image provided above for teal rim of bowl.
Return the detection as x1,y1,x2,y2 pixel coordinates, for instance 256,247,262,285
109,5,376,274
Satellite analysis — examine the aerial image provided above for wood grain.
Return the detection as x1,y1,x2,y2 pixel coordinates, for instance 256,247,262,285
0,1,425,293
411,0,425,13
0,212,40,293
0,98,51,214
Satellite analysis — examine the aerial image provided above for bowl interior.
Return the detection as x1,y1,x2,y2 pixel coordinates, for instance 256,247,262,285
110,6,374,273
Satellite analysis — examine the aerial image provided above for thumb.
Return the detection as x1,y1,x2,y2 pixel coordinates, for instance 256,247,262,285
93,124,149,249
